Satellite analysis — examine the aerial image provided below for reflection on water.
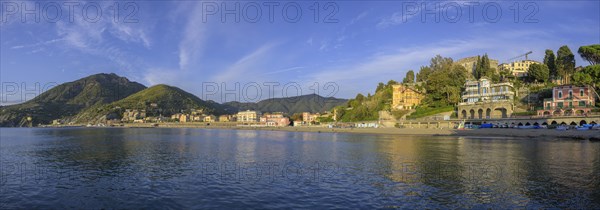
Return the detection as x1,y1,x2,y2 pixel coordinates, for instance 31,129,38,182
0,128,599,209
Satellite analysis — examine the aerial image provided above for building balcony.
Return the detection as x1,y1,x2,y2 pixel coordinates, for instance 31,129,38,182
459,99,512,106
461,92,514,97
538,105,595,110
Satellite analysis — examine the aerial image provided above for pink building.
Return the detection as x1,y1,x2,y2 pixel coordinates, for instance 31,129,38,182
537,85,596,116
260,113,290,127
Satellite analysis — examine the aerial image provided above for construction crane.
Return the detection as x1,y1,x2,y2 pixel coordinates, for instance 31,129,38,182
506,51,533,63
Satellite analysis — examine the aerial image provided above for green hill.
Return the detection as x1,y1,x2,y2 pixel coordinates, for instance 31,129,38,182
0,73,146,126
73,84,226,123
334,82,397,122
222,94,347,114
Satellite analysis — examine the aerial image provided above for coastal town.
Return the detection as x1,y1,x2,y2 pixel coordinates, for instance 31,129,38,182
41,46,599,134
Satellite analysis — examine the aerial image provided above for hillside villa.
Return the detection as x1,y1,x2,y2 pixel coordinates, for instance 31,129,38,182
458,77,515,119
499,60,542,78
537,85,596,116
391,84,424,110
302,112,321,124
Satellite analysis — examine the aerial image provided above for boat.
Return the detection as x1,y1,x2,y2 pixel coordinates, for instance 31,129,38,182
575,126,590,131
480,123,493,128
556,125,569,131
592,125,600,130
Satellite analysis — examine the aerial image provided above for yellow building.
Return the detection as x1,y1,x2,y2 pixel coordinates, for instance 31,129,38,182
302,112,321,123
219,115,233,122
204,115,216,122
179,114,190,123
392,84,424,110
236,110,261,122
499,60,541,77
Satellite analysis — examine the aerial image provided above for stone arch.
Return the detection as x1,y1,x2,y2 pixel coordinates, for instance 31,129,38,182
493,108,508,118
560,122,567,125
591,121,597,125
570,121,577,125
486,108,491,119
580,120,587,126
525,122,531,126
564,109,574,116
470,109,475,119
518,122,523,126
533,122,539,126
543,111,551,116
575,110,584,115
461,110,467,119
551,121,557,125
478,109,483,119
553,110,562,116
542,122,548,126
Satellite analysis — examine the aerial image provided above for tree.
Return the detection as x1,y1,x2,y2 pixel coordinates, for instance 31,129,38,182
424,56,468,106
556,45,576,84
416,66,432,82
375,82,385,93
355,93,365,102
402,70,415,83
481,54,495,79
429,55,453,71
572,64,600,87
474,56,482,79
527,63,550,83
474,54,495,80
543,49,557,80
387,80,398,86
577,44,600,65
290,113,303,121
572,72,594,86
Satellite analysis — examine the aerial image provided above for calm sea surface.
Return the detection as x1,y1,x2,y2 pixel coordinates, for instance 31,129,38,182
0,128,599,209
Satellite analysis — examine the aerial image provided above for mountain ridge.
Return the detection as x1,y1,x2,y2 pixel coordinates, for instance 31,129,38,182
0,73,146,126
0,73,346,126
73,84,227,123
222,93,347,115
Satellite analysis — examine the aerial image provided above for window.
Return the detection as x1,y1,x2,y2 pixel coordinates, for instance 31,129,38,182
579,101,586,107
558,91,563,99
568,91,572,98
580,89,584,97
569,102,573,108
558,102,563,108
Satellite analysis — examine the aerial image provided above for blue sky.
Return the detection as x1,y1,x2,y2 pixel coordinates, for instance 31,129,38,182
1,0,599,104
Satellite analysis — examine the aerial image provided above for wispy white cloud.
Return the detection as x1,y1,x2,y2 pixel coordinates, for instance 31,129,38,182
11,38,64,49
178,2,209,70
349,11,369,25
263,66,304,75
306,37,314,46
319,41,329,51
305,29,555,97
47,1,153,73
212,42,279,82
377,12,408,29
376,1,478,29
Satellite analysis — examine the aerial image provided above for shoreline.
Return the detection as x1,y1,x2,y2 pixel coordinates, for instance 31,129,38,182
30,123,600,140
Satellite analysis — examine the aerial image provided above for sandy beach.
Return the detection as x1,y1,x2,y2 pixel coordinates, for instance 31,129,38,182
105,123,600,140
